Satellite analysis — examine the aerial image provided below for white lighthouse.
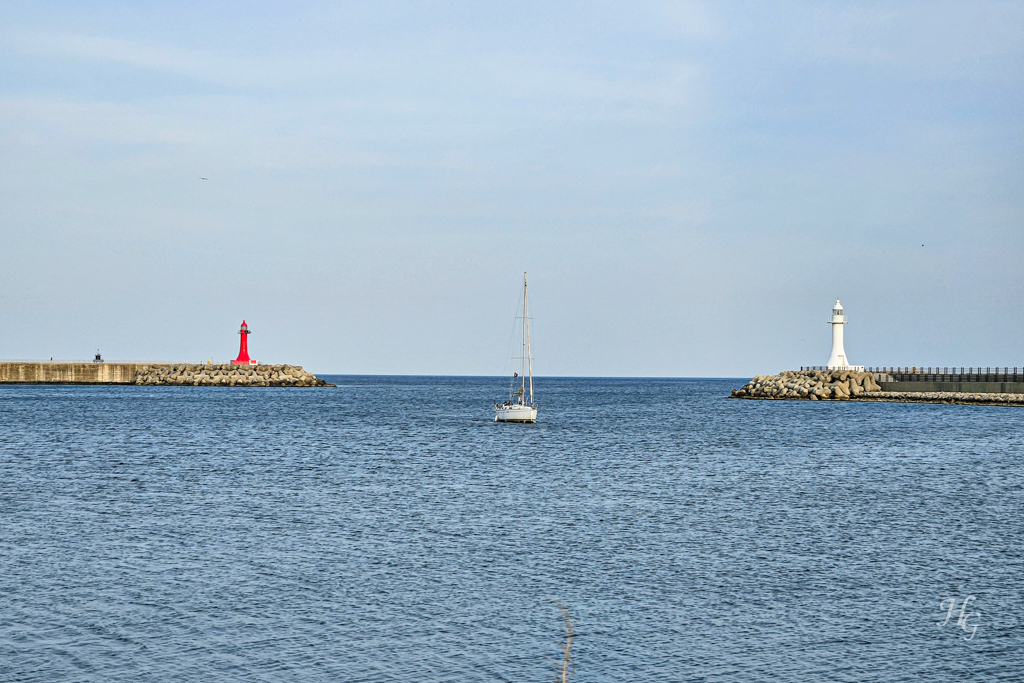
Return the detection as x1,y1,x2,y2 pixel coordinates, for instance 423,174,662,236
826,299,856,370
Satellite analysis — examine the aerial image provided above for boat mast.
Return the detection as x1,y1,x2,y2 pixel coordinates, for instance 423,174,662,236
520,272,527,403
524,272,533,406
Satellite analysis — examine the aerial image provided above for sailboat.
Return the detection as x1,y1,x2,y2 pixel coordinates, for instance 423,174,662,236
494,272,538,423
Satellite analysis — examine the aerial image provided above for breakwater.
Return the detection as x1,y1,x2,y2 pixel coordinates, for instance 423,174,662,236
731,369,1024,406
803,366,1024,394
874,370,1024,394
732,370,882,400
881,380,1024,393
0,362,332,387
854,391,1024,406
133,364,331,387
0,362,149,384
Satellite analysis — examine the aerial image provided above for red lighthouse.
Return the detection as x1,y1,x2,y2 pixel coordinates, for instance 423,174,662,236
231,320,257,365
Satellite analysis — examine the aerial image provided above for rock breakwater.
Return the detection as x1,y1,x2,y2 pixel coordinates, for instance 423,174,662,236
731,370,881,400
132,364,333,387
855,391,1024,406
731,370,1024,405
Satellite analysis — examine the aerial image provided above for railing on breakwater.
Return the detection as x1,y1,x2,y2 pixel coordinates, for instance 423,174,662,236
801,366,1022,382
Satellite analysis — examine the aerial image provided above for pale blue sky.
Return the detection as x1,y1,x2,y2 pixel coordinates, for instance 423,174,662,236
2,1,1022,375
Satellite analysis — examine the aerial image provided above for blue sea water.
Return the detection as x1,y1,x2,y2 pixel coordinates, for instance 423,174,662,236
0,377,1021,682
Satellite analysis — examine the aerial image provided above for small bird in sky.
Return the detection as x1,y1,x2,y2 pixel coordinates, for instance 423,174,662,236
201,177,208,180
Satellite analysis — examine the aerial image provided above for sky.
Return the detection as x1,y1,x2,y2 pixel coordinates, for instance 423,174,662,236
1,1,1022,376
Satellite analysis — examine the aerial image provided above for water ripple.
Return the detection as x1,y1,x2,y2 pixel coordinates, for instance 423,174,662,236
1,377,1021,681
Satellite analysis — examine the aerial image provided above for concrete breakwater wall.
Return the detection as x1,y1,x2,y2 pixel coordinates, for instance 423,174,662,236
0,362,332,387
879,380,1024,394
0,362,149,384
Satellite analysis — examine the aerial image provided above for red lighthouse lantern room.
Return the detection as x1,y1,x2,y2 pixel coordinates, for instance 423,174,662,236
231,320,258,365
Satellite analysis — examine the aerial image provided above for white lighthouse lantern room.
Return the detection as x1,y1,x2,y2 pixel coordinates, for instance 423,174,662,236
826,299,863,371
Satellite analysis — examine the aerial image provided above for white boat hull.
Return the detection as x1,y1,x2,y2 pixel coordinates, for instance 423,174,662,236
494,404,537,423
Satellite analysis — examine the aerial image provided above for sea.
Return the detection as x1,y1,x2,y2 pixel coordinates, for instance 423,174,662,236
1,377,1021,682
